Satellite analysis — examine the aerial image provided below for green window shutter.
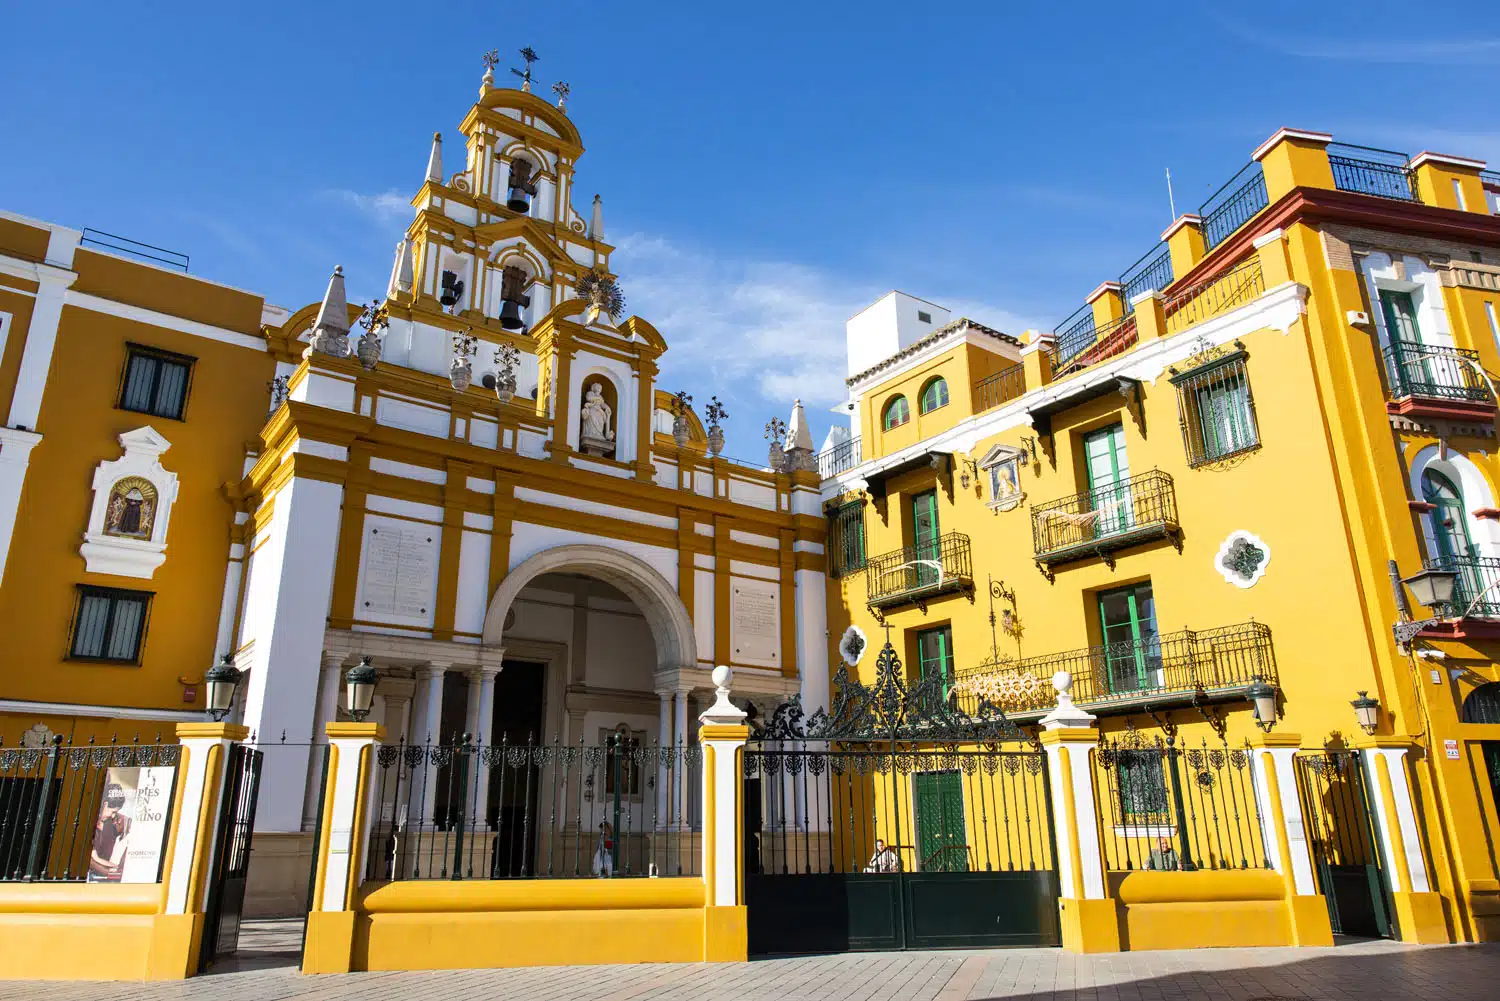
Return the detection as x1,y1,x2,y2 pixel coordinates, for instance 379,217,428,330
916,626,955,696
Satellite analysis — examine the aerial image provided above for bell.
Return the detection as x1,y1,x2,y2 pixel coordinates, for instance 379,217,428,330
507,187,531,212
499,299,525,330
439,270,465,309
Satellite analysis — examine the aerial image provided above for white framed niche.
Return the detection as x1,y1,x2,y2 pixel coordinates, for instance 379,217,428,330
79,427,181,578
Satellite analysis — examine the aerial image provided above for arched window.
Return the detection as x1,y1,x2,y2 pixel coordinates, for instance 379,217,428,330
1421,470,1473,562
1462,682,1500,724
883,396,910,431
919,377,949,414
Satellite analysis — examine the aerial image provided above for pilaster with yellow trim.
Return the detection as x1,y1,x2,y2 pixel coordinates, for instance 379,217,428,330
1353,735,1449,943
1246,732,1334,946
302,722,385,974
698,667,750,962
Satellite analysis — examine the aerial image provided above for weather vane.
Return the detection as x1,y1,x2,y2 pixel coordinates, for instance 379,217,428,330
480,49,499,87
511,46,539,92
552,80,570,110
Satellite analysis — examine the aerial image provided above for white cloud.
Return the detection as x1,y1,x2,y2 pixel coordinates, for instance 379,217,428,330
329,188,411,222
613,233,1039,412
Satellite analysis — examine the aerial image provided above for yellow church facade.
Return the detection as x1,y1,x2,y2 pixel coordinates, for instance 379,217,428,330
1,56,1500,976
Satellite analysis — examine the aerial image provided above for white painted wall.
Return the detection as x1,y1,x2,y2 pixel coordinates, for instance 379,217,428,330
845,291,951,380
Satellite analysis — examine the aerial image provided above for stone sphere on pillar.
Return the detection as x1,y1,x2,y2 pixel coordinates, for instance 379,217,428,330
712,664,733,692
1052,670,1072,696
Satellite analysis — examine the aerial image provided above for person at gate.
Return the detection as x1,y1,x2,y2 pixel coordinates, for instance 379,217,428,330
1148,835,1179,871
864,838,901,872
592,820,614,877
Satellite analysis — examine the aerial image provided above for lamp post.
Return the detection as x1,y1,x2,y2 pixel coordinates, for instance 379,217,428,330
1351,690,1381,736
1246,676,1278,732
1401,567,1458,615
345,657,377,723
204,655,242,722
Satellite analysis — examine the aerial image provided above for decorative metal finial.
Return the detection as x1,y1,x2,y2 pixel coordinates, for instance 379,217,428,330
511,46,539,92
552,80,570,110
482,49,499,72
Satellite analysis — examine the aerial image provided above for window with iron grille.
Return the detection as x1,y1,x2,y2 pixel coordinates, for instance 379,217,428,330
68,586,152,663
119,344,194,420
828,500,867,578
1117,750,1170,821
1170,351,1259,466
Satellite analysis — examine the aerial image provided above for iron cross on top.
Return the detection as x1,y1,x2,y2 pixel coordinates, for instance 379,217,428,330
511,46,539,90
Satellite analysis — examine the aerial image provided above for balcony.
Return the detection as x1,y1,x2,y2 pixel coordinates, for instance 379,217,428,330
816,437,861,478
1412,553,1500,641
972,363,1025,413
1382,339,1495,423
1328,143,1419,203
1031,469,1180,573
953,621,1277,720
865,532,973,611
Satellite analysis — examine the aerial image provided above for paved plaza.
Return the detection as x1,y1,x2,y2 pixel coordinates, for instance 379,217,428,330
0,926,1498,1001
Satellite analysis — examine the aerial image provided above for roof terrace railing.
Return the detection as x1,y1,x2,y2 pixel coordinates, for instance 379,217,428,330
1163,258,1265,335
816,437,861,478
1327,143,1419,203
1200,161,1269,250
1120,246,1174,313
79,228,190,272
972,363,1026,413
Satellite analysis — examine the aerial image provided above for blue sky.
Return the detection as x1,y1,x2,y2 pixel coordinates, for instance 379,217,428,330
2,1,1495,459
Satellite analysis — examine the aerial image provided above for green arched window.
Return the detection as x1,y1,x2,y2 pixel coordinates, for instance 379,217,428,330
919,377,949,414
883,396,910,430
1422,470,1473,562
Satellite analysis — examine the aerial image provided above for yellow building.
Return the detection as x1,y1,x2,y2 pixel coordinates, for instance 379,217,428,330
812,129,1500,948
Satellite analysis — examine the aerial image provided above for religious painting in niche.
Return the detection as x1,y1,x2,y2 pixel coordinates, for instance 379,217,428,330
103,477,158,540
976,443,1027,513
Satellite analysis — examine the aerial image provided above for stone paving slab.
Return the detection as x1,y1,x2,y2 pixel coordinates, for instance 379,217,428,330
1,939,1497,1001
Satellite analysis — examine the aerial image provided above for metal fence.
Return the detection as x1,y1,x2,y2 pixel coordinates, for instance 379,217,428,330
743,745,1054,876
1163,258,1265,335
1382,339,1490,404
1051,314,1137,375
1031,469,1178,560
1121,247,1174,310
816,437,862,478
364,734,702,881
1200,162,1269,250
954,621,1277,716
864,532,973,606
1328,144,1419,202
1093,733,1269,872
0,736,180,882
80,228,190,272
972,363,1026,413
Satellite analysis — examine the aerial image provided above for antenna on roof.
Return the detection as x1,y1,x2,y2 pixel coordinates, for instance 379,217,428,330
1165,167,1177,221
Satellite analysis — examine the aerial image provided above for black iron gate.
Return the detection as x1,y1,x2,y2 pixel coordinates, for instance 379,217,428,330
744,639,1059,955
200,743,263,972
1293,750,1393,938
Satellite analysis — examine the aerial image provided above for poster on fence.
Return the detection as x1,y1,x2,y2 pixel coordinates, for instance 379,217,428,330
86,766,174,883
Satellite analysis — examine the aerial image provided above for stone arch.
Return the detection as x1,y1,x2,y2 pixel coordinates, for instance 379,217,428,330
482,544,696,682
1409,446,1500,559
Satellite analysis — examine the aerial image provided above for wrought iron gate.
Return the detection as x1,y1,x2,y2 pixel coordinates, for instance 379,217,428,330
744,640,1059,954
200,743,263,971
1293,750,1393,938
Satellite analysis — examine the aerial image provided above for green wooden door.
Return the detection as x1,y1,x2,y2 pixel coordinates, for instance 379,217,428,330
914,771,968,873
1097,583,1161,694
1422,470,1480,610
912,490,940,588
1380,289,1429,393
1083,424,1132,535
916,626,955,699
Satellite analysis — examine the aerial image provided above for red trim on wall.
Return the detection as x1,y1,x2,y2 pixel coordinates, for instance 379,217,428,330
1385,398,1499,423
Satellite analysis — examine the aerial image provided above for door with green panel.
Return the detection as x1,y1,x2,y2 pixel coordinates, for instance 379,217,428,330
911,490,941,589
1379,289,1430,394
1097,583,1162,694
1422,470,1482,612
1083,424,1132,535
916,626,955,700
914,771,968,873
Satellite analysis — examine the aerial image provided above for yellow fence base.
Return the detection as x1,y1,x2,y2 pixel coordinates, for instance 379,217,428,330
1391,891,1449,944
704,905,747,962
302,910,358,975
0,885,204,981
1058,898,1121,953
1110,870,1297,950
1285,893,1335,947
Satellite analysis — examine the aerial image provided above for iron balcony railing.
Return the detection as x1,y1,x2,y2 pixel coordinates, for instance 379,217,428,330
1031,469,1179,566
1163,258,1265,335
1200,162,1269,251
972,363,1026,413
816,437,861,478
864,532,973,608
1121,247,1174,311
1050,313,1137,376
953,621,1277,717
1382,339,1492,405
1327,143,1419,203
1423,553,1500,620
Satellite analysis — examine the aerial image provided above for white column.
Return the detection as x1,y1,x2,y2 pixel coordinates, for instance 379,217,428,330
698,667,748,908
794,565,829,833
1040,676,1106,901
164,725,243,916
469,665,500,826
1363,747,1431,893
211,528,247,661
674,688,690,829
6,264,78,430
409,664,448,826
302,652,345,829
237,473,345,832
1250,746,1318,895
0,428,42,586
656,690,672,828
316,725,384,913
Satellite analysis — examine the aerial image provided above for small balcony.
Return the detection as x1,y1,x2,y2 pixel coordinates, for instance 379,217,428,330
816,437,861,479
865,532,974,611
1383,340,1496,423
1412,553,1500,640
953,621,1278,720
1031,469,1180,573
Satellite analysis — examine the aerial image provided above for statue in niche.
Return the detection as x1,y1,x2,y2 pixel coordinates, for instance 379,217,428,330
103,477,157,539
579,381,616,457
